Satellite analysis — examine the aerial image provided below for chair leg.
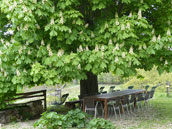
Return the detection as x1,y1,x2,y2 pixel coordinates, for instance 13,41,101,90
118,107,121,118
126,105,130,114
95,108,97,118
113,106,117,119
130,104,133,113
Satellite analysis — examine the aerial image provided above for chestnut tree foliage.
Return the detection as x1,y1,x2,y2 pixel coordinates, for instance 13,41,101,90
0,0,172,107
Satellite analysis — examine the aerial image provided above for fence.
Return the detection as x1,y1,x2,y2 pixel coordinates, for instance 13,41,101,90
6,90,47,111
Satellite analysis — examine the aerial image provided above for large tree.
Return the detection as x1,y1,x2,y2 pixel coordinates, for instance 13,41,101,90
0,0,172,107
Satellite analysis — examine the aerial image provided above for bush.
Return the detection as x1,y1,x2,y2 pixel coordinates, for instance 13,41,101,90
34,109,89,129
88,118,116,129
64,108,89,128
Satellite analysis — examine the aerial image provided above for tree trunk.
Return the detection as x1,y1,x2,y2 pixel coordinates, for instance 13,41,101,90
80,72,98,98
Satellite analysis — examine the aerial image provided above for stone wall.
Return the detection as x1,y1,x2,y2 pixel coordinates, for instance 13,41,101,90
0,100,44,124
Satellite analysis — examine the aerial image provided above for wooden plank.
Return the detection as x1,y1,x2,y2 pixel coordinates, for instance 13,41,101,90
16,90,46,96
5,95,44,101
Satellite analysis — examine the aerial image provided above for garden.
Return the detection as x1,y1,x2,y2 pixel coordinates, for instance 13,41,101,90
1,0,172,129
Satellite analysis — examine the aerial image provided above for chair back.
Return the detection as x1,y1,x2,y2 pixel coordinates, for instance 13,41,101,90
150,86,157,92
145,85,150,91
99,86,105,93
128,86,134,89
129,94,135,103
61,93,69,104
122,95,129,105
109,86,115,92
84,98,95,108
137,93,145,101
149,91,155,98
145,92,150,100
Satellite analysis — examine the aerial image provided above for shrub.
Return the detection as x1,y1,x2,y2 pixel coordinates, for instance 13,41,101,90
88,118,116,129
64,108,89,128
34,112,68,129
34,109,89,129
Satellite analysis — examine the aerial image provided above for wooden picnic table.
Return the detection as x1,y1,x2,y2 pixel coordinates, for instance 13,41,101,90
83,89,145,119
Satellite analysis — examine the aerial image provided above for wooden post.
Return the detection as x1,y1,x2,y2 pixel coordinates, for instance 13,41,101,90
43,90,47,111
104,100,108,119
167,86,169,97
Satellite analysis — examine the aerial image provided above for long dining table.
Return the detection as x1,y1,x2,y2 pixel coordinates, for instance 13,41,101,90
83,89,145,119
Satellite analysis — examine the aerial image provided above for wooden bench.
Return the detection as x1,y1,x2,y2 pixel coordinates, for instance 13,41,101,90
65,100,83,109
5,90,47,111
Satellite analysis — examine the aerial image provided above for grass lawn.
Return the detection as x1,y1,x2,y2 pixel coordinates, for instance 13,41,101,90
1,86,172,129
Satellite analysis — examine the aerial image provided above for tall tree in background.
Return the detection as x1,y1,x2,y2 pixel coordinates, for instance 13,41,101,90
0,0,172,106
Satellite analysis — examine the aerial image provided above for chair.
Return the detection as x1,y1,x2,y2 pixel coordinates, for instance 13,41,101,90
128,86,134,89
135,93,145,110
129,94,136,113
121,95,130,115
109,86,115,93
84,98,103,117
146,86,157,106
108,98,121,119
145,85,150,91
52,93,69,105
99,86,105,94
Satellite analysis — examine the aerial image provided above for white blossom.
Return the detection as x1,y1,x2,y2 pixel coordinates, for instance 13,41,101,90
1,39,4,43
115,43,119,50
49,49,53,56
167,28,171,36
152,29,155,34
95,45,99,51
122,52,126,58
60,17,64,24
113,37,117,43
16,69,21,76
91,32,95,38
59,11,63,17
28,50,31,55
33,0,37,3
85,23,89,28
105,23,109,28
120,42,124,48
138,9,142,19
47,44,51,51
42,0,45,4
57,49,64,57
168,20,171,26
165,60,168,65
6,41,10,47
23,6,27,12
116,20,119,25
129,46,134,54
115,12,119,18
14,1,17,7
79,31,83,35
129,12,132,17
108,39,112,45
157,34,161,41
79,45,83,52
143,44,147,49
24,24,29,30
20,0,23,4
85,46,89,51
50,18,54,25
141,0,143,3
160,57,163,61
24,69,27,73
18,48,22,54
101,45,105,52
121,24,125,30
115,56,119,63
41,40,45,46
126,23,130,29
69,29,72,33
78,64,81,69
152,35,156,42
4,72,7,77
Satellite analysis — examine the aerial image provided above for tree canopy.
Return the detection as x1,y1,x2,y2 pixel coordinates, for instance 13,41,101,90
0,0,172,107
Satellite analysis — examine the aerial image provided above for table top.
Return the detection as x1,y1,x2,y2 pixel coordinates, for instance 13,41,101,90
84,89,145,100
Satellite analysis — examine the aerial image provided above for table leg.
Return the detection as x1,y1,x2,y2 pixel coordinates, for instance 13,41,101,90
121,96,124,114
134,94,137,108
104,100,108,119
83,100,85,112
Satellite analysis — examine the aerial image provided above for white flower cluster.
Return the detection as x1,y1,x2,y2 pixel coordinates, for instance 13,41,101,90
47,44,53,56
95,45,99,52
129,12,132,17
59,11,64,24
129,46,134,54
115,12,120,25
18,47,23,54
57,49,64,57
41,40,45,46
105,22,109,29
50,17,54,25
152,35,156,42
16,69,21,76
138,9,142,19
109,39,112,45
167,28,171,36
115,56,119,63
